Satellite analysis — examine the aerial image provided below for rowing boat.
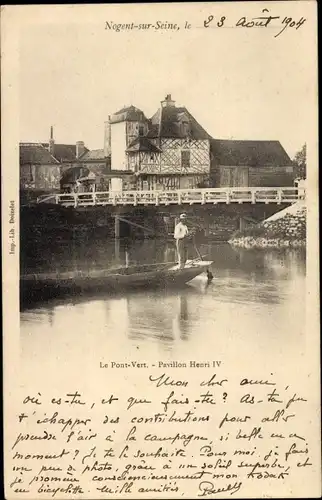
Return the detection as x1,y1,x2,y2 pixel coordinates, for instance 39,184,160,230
20,260,213,306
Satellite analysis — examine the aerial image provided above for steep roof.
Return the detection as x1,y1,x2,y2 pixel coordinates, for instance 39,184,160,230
20,143,59,165
41,143,89,162
110,105,148,123
210,139,293,167
147,105,211,140
126,136,161,153
114,105,139,116
80,149,108,160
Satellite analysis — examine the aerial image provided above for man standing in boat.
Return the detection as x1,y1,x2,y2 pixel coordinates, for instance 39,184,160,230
174,213,189,269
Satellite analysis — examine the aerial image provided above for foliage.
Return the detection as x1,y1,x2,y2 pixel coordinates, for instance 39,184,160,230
293,143,306,179
232,225,270,239
232,224,290,240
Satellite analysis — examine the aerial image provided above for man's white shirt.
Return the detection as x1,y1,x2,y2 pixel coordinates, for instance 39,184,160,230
174,222,188,240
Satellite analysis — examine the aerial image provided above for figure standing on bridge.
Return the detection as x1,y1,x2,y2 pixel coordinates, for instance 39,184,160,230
174,213,189,269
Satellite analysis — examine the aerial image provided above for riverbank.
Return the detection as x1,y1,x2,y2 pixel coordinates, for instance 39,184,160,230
228,202,306,249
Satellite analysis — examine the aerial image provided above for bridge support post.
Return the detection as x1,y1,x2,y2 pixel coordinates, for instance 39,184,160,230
114,238,120,262
204,215,210,237
114,214,120,239
239,217,246,231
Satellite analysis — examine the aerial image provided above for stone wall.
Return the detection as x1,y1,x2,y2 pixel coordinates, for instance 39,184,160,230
229,202,306,249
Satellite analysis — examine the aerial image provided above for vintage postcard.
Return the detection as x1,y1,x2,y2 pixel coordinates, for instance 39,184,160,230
2,2,320,498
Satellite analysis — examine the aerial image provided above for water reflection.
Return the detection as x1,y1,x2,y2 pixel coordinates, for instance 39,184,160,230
173,295,190,341
125,290,196,347
20,241,306,375
21,236,180,274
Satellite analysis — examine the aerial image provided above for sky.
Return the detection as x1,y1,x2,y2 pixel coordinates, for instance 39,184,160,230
16,3,316,158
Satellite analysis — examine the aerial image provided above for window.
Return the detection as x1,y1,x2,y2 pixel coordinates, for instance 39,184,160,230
138,125,144,136
28,165,34,182
181,150,191,169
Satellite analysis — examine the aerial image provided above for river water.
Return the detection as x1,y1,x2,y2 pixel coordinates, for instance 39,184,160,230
20,239,306,380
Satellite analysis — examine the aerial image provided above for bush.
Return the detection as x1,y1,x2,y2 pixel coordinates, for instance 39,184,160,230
232,224,272,239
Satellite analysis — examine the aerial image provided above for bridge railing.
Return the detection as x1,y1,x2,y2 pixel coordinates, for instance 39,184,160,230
37,186,303,207
36,193,58,204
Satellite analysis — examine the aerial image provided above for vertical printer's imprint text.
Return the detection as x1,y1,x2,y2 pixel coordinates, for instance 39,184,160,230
9,200,16,255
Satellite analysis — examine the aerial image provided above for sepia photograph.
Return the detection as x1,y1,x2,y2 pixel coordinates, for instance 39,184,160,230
2,2,320,499
19,16,307,356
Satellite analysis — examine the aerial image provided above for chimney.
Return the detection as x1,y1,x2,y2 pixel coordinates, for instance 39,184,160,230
161,94,175,108
48,125,55,155
104,120,111,156
76,141,85,159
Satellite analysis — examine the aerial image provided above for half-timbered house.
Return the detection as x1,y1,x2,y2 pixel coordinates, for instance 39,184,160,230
107,95,212,190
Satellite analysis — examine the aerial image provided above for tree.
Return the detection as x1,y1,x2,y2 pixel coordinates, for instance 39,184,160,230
293,143,306,179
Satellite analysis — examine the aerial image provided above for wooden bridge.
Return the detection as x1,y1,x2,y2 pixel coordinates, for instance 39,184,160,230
37,186,303,208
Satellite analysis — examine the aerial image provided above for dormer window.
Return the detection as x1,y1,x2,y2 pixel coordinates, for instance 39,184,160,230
177,111,190,136
181,121,190,137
